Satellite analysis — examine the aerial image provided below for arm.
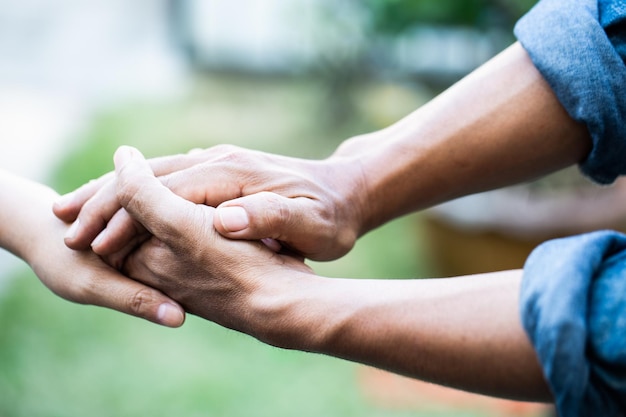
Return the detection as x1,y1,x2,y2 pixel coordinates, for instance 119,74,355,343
0,169,185,328
333,42,590,233
54,42,591,261
114,146,551,402
275,270,549,402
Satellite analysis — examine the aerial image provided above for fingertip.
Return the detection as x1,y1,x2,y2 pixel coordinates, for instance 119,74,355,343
90,228,108,253
52,192,76,220
114,145,144,171
216,206,249,233
261,238,282,252
63,219,80,242
157,303,186,328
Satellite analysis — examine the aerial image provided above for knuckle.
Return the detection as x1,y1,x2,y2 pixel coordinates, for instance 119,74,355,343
128,287,157,315
257,192,288,232
219,149,250,166
116,175,136,205
159,173,177,191
156,205,210,252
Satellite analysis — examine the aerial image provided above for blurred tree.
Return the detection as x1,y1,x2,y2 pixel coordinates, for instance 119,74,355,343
364,0,537,33
316,0,538,128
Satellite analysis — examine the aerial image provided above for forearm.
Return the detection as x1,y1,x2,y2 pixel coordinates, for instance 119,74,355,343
333,42,591,235
258,270,550,402
0,170,58,262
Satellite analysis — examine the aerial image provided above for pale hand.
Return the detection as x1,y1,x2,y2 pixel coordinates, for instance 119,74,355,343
0,171,185,328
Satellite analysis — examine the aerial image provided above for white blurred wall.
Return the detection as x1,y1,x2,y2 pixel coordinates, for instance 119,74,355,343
0,0,187,176
0,0,187,283
186,0,323,72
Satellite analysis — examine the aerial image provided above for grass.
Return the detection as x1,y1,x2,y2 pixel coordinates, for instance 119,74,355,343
0,73,535,417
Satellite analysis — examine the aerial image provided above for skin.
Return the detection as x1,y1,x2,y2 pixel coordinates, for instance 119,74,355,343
54,42,591,261
48,41,593,401
114,145,551,402
0,170,185,328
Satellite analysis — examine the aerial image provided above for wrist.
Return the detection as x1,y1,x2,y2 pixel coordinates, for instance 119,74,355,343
0,172,58,262
331,128,430,235
247,272,349,352
327,132,392,238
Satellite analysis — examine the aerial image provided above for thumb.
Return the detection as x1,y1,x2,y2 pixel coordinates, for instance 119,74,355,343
80,265,186,328
114,146,206,246
214,191,321,250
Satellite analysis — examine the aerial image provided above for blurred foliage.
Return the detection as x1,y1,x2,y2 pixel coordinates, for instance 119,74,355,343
364,0,538,33
314,0,537,127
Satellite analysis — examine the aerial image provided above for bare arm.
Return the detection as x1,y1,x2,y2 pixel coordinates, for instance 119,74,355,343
0,169,185,327
55,42,591,262
114,146,551,402
280,270,548,402
335,42,591,234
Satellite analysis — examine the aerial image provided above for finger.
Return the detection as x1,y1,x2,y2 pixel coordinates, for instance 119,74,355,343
148,151,206,176
63,181,123,250
70,258,185,328
100,230,151,271
68,149,226,252
91,208,147,256
53,172,114,222
261,238,282,252
213,192,327,252
159,163,243,206
120,237,170,289
114,146,210,246
65,154,210,251
52,146,222,223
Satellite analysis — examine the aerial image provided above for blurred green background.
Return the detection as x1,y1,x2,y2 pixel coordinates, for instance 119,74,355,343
0,1,553,416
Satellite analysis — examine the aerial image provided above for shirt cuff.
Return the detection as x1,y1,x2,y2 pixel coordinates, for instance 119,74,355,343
521,230,626,416
515,0,626,184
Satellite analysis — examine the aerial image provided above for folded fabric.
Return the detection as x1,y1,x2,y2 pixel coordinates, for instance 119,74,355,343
599,0,626,63
522,230,626,416
515,0,626,184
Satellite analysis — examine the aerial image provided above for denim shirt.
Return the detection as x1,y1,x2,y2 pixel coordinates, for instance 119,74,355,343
514,1,626,416
522,231,626,416
515,0,626,185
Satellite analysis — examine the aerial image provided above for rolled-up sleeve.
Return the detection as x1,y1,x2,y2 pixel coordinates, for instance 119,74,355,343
521,231,626,416
514,0,626,184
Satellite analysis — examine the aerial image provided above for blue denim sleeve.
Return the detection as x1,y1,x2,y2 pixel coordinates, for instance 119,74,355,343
521,231,626,416
514,0,626,184
599,0,626,63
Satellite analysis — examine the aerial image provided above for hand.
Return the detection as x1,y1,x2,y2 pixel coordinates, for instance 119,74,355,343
0,171,185,328
112,152,551,402
54,145,368,261
111,146,314,344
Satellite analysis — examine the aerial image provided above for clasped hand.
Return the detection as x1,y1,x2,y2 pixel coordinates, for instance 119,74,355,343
55,144,367,262
57,146,327,345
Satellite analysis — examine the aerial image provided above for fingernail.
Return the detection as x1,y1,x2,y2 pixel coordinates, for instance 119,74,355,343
114,145,138,167
261,238,282,252
217,206,249,232
91,228,107,249
157,303,185,328
64,219,80,240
